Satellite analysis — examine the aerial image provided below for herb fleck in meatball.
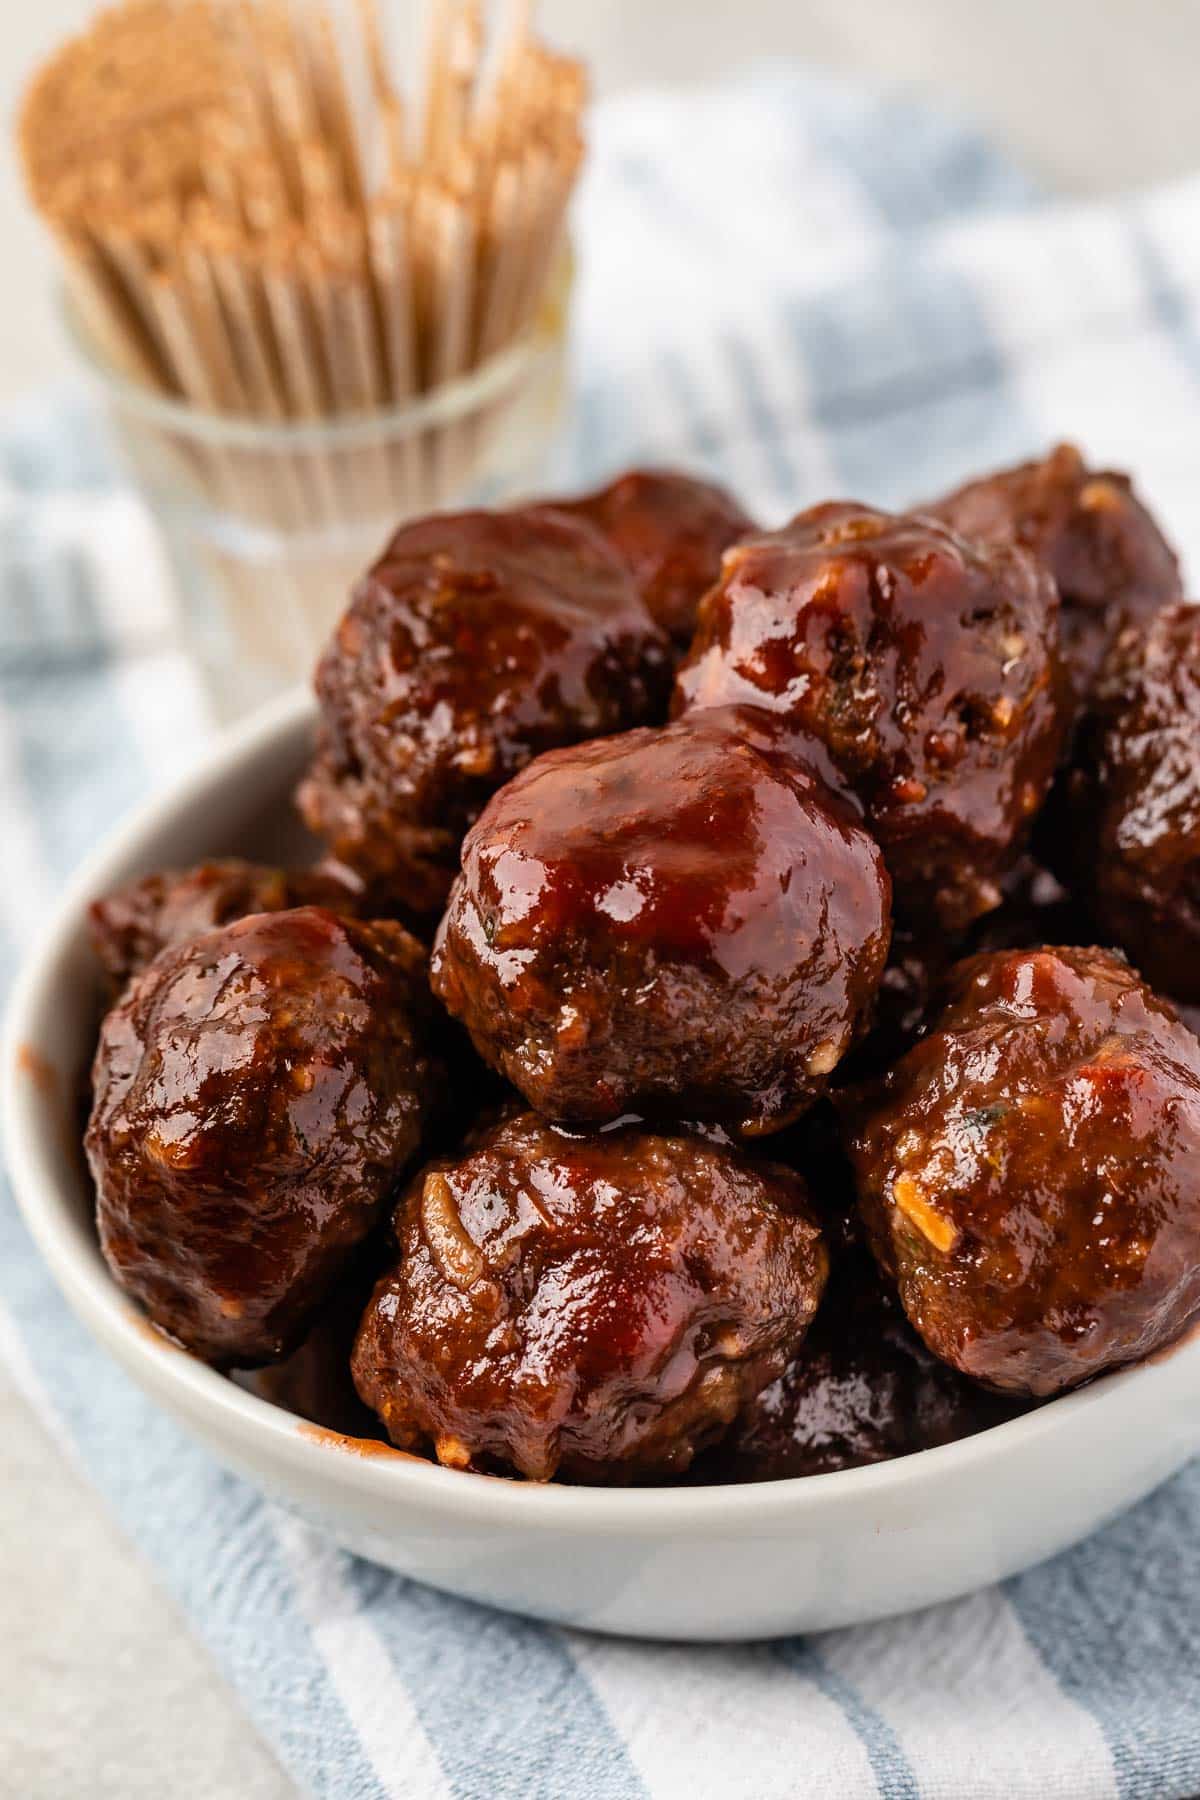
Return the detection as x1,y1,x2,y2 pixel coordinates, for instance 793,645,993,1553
845,945,1200,1396
1064,604,1200,1003
88,858,362,993
352,1111,829,1482
297,506,671,914
673,503,1069,930
431,706,892,1136
86,907,438,1367
556,467,755,650
928,442,1181,705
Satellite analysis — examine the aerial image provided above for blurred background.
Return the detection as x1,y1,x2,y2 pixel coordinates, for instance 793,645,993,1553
5,0,1200,401
4,4,1200,1797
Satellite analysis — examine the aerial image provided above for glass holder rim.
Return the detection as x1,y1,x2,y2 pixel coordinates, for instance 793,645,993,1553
57,282,567,454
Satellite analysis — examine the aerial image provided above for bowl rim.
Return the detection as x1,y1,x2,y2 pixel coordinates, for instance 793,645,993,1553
5,684,1198,1538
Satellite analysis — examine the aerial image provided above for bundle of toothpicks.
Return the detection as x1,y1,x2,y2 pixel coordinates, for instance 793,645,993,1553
17,1,585,718
19,0,585,418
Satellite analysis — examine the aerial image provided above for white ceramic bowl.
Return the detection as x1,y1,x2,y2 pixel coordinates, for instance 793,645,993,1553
6,687,1200,1642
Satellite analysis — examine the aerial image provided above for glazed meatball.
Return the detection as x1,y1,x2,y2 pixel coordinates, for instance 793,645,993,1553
1064,604,1200,1003
929,442,1181,705
845,945,1200,1396
351,1111,829,1482
297,507,671,913
86,907,438,1367
431,706,892,1135
673,503,1069,930
555,468,755,650
700,1251,1025,1481
88,858,361,992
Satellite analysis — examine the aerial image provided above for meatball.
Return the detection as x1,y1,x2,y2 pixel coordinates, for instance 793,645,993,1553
700,1251,1025,1481
88,858,362,992
928,442,1181,705
673,503,1069,930
555,468,755,650
431,706,892,1135
845,945,1200,1396
297,506,671,913
86,907,438,1367
351,1111,829,1482
1064,604,1200,1003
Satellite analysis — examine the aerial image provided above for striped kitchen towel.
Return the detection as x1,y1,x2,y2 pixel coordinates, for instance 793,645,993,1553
4,65,1200,1800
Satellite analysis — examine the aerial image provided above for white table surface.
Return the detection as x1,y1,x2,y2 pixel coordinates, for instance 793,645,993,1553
3,3,1200,1794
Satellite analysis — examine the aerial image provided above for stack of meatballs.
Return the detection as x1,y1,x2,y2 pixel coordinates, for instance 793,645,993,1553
84,449,1200,1485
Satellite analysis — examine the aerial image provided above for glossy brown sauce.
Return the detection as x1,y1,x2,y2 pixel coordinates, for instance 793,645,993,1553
71,462,1200,1486
352,1111,828,1482
86,907,438,1367
847,946,1200,1396
1063,602,1200,1003
928,442,1182,707
554,468,756,650
295,1424,423,1460
297,506,671,914
432,707,891,1134
695,1250,1029,1482
16,1041,59,1096
673,501,1070,930
126,1309,187,1352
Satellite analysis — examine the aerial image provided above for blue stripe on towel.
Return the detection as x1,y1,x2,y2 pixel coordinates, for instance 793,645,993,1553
1006,1472,1200,1800
1125,208,1200,388
766,66,1041,231
779,249,1031,503
340,1561,648,1800
720,329,802,510
0,652,149,884
0,1197,395,1800
779,1642,919,1799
